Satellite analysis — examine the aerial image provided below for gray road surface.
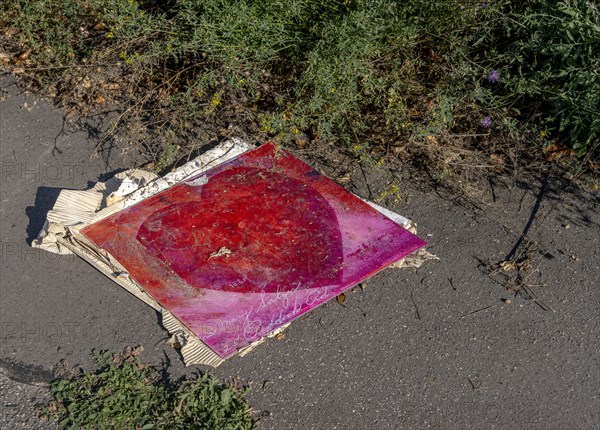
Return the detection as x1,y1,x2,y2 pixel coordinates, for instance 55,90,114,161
1,73,599,429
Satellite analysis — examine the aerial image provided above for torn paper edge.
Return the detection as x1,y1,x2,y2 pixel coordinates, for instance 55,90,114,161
33,138,435,366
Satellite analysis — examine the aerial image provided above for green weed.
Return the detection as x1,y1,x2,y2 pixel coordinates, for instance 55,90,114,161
2,0,598,176
41,348,256,430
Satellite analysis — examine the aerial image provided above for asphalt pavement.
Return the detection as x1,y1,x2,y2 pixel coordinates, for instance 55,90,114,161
1,73,599,429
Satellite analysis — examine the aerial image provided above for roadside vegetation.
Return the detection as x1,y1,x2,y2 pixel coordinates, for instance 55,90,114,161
40,347,256,430
1,0,598,186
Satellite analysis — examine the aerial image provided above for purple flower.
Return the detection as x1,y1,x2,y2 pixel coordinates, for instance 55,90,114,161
480,116,492,128
487,69,500,83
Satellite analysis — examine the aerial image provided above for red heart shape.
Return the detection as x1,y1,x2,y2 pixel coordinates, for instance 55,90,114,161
136,166,343,294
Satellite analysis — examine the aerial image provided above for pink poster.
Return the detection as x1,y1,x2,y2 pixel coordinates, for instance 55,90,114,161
82,143,426,358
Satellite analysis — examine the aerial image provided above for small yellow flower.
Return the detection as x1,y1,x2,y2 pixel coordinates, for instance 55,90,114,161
210,94,220,107
376,190,388,202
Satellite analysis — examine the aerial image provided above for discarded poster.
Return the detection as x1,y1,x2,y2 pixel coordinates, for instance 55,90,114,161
34,140,428,366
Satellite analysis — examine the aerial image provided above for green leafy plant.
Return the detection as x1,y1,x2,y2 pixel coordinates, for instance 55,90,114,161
2,0,598,179
469,0,600,156
41,347,256,430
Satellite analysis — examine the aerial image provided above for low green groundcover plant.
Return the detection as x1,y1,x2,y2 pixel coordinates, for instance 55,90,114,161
2,0,598,174
41,348,256,430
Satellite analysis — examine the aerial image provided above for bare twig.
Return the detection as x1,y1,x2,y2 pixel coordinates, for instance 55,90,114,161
409,291,421,320
461,305,493,318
